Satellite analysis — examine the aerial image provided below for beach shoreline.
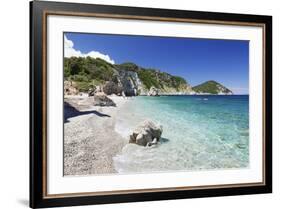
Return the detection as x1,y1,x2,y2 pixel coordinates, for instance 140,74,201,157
63,95,130,176
64,94,249,176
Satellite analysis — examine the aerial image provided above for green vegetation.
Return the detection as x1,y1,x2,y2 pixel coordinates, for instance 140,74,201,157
138,70,160,89
64,57,115,91
64,56,189,92
64,57,115,81
115,62,139,72
138,68,187,90
192,80,232,94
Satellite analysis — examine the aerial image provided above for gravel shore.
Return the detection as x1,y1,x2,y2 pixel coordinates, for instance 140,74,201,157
64,95,129,176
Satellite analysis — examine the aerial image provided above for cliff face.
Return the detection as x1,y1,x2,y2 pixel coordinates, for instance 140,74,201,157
64,57,233,96
64,57,192,96
115,63,192,95
192,80,233,95
116,69,143,96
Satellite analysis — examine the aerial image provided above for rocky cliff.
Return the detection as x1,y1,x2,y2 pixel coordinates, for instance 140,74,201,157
64,57,233,96
64,57,192,96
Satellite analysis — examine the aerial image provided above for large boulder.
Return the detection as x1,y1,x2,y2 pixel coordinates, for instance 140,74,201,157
64,81,79,96
93,92,116,106
148,86,159,96
103,81,123,95
129,120,163,146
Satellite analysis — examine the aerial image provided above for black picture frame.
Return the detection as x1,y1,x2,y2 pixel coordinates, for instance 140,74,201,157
30,1,272,208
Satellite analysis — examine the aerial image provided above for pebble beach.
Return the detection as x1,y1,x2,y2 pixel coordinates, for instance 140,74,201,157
64,95,129,176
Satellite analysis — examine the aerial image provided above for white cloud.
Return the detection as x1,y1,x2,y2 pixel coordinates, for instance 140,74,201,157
64,35,115,64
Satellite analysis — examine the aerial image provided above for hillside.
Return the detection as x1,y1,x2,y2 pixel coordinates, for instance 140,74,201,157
64,57,192,95
192,80,233,95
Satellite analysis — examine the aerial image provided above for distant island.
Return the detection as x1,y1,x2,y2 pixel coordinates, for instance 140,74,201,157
192,80,233,95
64,56,233,96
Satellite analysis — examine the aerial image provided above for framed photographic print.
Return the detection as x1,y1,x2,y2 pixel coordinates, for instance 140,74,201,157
30,0,272,208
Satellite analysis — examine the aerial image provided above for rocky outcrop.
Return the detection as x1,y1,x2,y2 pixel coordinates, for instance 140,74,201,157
129,120,163,146
93,92,116,106
64,81,79,95
116,70,142,96
148,86,159,96
103,81,123,95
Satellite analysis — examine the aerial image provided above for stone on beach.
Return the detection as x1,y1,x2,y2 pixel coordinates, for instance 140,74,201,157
129,120,163,146
93,92,116,106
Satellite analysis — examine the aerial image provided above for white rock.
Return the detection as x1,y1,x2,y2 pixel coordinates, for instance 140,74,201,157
129,120,163,146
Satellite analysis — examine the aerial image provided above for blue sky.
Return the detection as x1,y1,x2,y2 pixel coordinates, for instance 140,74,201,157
65,32,249,94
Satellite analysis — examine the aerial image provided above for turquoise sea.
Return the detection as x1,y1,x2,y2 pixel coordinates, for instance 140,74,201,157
114,95,249,173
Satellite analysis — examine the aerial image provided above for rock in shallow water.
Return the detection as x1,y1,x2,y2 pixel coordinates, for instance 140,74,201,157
129,120,163,146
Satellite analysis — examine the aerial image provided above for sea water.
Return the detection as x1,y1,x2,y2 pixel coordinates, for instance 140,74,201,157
114,95,249,174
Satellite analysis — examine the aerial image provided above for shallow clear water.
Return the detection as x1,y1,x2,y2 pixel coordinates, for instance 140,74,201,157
114,95,249,174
